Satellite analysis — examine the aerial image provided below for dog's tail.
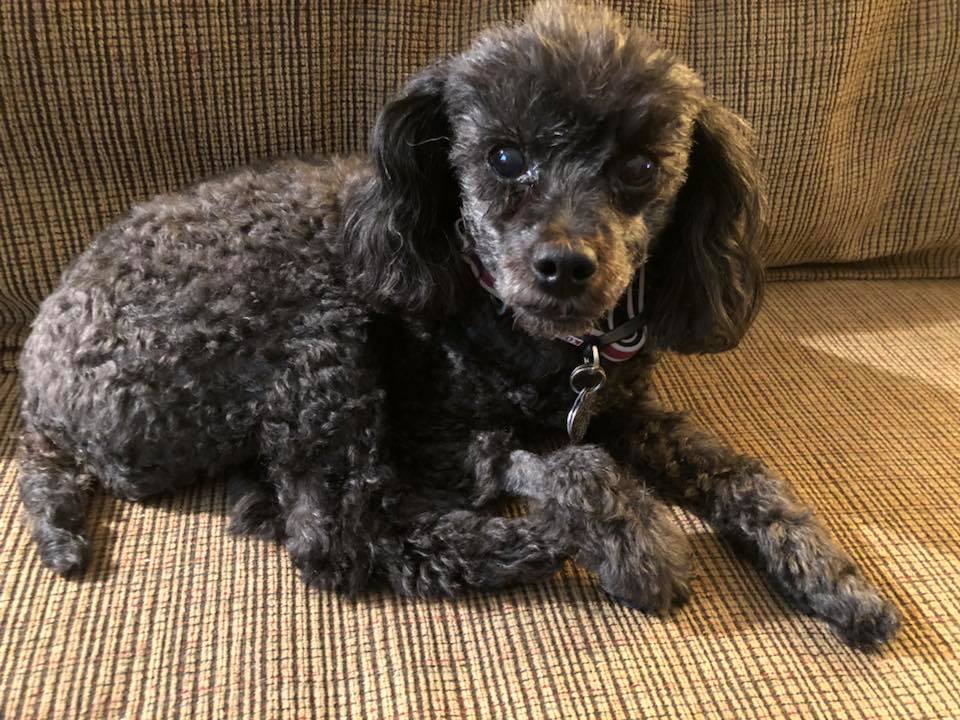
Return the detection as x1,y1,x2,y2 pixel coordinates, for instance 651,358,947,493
16,429,93,575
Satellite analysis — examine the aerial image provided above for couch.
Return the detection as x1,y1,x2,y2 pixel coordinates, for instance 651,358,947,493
1,1,958,717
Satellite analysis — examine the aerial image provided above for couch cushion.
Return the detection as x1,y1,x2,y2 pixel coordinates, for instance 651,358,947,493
2,279,958,719
2,1,959,357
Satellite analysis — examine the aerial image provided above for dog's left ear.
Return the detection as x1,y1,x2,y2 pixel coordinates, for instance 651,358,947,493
344,61,460,312
645,100,765,354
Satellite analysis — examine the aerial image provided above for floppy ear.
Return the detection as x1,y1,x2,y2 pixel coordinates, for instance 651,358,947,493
645,100,765,354
343,61,460,312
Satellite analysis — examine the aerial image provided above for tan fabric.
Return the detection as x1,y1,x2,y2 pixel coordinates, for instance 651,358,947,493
1,279,959,719
1,0,959,354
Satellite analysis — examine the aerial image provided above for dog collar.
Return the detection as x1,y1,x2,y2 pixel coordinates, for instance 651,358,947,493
456,222,648,363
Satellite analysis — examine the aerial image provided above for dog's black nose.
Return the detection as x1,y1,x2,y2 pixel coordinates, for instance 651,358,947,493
531,246,597,297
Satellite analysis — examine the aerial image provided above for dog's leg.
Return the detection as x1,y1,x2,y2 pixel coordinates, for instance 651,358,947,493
464,431,692,614
227,465,284,541
258,339,391,592
383,506,574,597
605,403,900,648
17,430,93,575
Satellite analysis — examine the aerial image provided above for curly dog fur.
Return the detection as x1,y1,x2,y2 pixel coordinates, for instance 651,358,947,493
17,1,899,649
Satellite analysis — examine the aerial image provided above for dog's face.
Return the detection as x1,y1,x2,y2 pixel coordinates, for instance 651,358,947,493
444,5,704,338
350,0,763,353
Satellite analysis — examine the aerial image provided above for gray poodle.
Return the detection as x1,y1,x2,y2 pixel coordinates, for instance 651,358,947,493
16,1,899,649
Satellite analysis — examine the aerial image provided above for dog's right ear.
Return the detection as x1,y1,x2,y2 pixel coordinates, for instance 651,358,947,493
344,61,460,312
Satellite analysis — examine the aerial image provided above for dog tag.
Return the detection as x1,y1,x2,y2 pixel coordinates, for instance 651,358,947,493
567,387,598,443
566,345,606,443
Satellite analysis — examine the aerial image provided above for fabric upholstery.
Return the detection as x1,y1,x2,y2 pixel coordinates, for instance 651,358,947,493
2,279,959,719
2,0,960,361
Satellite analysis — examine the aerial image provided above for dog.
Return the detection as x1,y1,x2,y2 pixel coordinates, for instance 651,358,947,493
16,0,899,649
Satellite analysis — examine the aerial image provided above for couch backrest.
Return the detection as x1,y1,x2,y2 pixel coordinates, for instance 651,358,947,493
2,0,958,362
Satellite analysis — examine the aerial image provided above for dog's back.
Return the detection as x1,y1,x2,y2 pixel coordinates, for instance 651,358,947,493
17,156,365,572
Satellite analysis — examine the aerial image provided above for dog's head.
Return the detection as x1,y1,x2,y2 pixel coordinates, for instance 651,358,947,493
348,0,763,353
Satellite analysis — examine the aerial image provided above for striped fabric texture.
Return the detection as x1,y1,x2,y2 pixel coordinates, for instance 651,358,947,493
1,0,960,363
2,280,959,718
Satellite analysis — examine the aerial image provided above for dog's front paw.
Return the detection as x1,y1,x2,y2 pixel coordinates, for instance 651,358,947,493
820,576,900,650
465,430,515,506
589,505,693,615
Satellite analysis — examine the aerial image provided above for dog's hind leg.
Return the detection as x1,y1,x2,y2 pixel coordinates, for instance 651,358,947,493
16,430,94,575
227,464,284,541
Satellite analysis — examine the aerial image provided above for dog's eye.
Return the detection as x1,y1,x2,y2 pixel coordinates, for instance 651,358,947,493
622,155,658,187
489,146,527,179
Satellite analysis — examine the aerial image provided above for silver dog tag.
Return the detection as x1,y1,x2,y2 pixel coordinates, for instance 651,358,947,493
567,388,598,443
566,345,606,443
